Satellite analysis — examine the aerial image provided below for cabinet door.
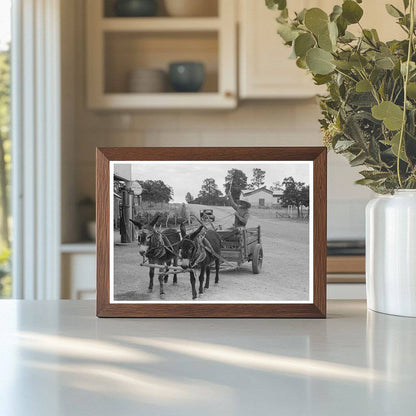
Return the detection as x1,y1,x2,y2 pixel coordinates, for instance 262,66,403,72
239,0,322,99
239,0,402,99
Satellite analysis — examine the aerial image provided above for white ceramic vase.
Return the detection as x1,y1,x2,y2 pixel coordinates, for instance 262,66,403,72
366,190,416,317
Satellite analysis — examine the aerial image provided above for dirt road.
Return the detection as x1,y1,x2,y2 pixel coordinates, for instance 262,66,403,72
114,204,310,302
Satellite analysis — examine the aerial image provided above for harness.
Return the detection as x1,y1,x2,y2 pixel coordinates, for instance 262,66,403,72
182,229,219,268
145,229,181,259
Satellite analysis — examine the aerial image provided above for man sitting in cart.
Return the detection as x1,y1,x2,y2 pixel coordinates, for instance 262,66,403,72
227,190,251,228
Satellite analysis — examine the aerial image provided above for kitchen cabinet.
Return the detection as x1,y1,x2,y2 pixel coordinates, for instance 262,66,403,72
239,0,324,99
86,0,237,109
238,0,404,99
61,244,96,300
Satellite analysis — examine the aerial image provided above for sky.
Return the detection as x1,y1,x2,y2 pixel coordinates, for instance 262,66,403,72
125,161,311,203
0,0,11,50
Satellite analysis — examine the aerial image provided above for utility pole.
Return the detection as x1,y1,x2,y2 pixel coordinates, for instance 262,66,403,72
120,190,132,243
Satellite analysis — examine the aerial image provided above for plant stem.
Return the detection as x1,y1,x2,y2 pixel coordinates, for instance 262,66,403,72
334,68,357,83
397,0,415,188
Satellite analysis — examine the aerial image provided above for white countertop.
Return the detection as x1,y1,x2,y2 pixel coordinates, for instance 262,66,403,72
0,300,415,415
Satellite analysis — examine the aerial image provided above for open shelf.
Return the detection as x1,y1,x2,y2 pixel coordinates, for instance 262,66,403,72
86,0,236,109
104,31,219,94
101,17,221,32
91,92,235,109
103,0,219,18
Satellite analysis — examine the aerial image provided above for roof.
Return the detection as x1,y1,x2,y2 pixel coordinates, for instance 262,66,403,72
242,186,273,197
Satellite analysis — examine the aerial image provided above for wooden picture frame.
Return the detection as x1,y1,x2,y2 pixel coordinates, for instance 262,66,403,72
97,147,327,318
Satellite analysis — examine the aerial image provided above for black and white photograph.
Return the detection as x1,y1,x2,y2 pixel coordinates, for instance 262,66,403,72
110,161,313,303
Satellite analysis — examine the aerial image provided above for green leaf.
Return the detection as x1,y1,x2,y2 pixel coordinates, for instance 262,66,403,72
372,101,404,130
296,57,307,69
349,92,377,107
382,132,409,162
342,0,363,24
313,74,332,85
401,61,416,76
318,32,333,52
295,8,307,22
363,29,375,44
403,0,410,9
371,29,380,42
306,48,335,75
369,136,381,162
330,5,343,22
407,82,416,99
375,56,395,70
350,53,368,69
294,33,315,57
328,21,338,45
344,113,368,147
277,23,299,42
336,15,348,36
340,31,356,42
304,8,329,35
350,152,368,167
333,59,353,70
355,178,377,185
356,79,372,93
385,4,403,18
280,8,289,19
266,0,287,11
334,139,355,152
360,170,391,180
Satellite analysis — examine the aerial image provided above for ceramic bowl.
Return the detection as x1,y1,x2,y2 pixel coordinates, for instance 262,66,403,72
127,68,167,93
114,0,158,17
168,62,205,93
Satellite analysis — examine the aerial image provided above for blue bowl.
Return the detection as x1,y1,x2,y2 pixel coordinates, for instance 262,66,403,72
169,62,205,93
114,0,158,17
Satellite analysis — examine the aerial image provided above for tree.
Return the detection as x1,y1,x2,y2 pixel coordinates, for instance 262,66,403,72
185,192,194,204
0,47,10,248
271,181,282,192
250,168,266,190
197,178,223,205
224,169,248,201
139,180,173,203
281,177,310,218
300,186,310,208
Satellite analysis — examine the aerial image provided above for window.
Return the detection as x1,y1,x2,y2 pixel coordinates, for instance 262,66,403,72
259,198,265,207
0,0,11,298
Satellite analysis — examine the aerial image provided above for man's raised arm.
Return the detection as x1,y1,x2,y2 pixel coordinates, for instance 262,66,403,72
227,189,238,210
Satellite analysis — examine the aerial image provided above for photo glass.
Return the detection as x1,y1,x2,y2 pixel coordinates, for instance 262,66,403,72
110,161,313,304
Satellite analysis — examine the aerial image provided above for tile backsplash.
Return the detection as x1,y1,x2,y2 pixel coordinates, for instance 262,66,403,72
61,0,374,242
71,100,373,241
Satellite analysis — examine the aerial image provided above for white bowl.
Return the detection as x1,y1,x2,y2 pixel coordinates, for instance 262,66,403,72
164,0,217,17
87,221,96,241
127,68,167,93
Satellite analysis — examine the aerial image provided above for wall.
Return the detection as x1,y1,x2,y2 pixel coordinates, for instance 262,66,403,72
61,0,374,243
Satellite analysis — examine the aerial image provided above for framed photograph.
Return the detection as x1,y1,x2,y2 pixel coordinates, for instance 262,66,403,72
96,147,327,318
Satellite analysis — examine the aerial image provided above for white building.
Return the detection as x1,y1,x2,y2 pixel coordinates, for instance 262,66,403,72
273,188,284,206
241,187,275,208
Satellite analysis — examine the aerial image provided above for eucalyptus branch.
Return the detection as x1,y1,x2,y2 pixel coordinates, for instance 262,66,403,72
358,69,381,104
267,0,416,193
334,68,358,83
397,0,415,188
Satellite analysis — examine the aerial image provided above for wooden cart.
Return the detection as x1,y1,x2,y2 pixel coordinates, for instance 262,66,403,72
217,226,263,274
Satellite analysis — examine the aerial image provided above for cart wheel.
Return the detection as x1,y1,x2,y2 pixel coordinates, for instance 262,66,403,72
252,244,263,274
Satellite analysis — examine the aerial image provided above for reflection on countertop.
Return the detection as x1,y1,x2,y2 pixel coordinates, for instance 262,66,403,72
0,300,415,415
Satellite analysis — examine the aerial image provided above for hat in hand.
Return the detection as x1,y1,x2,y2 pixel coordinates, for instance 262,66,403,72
238,200,251,208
